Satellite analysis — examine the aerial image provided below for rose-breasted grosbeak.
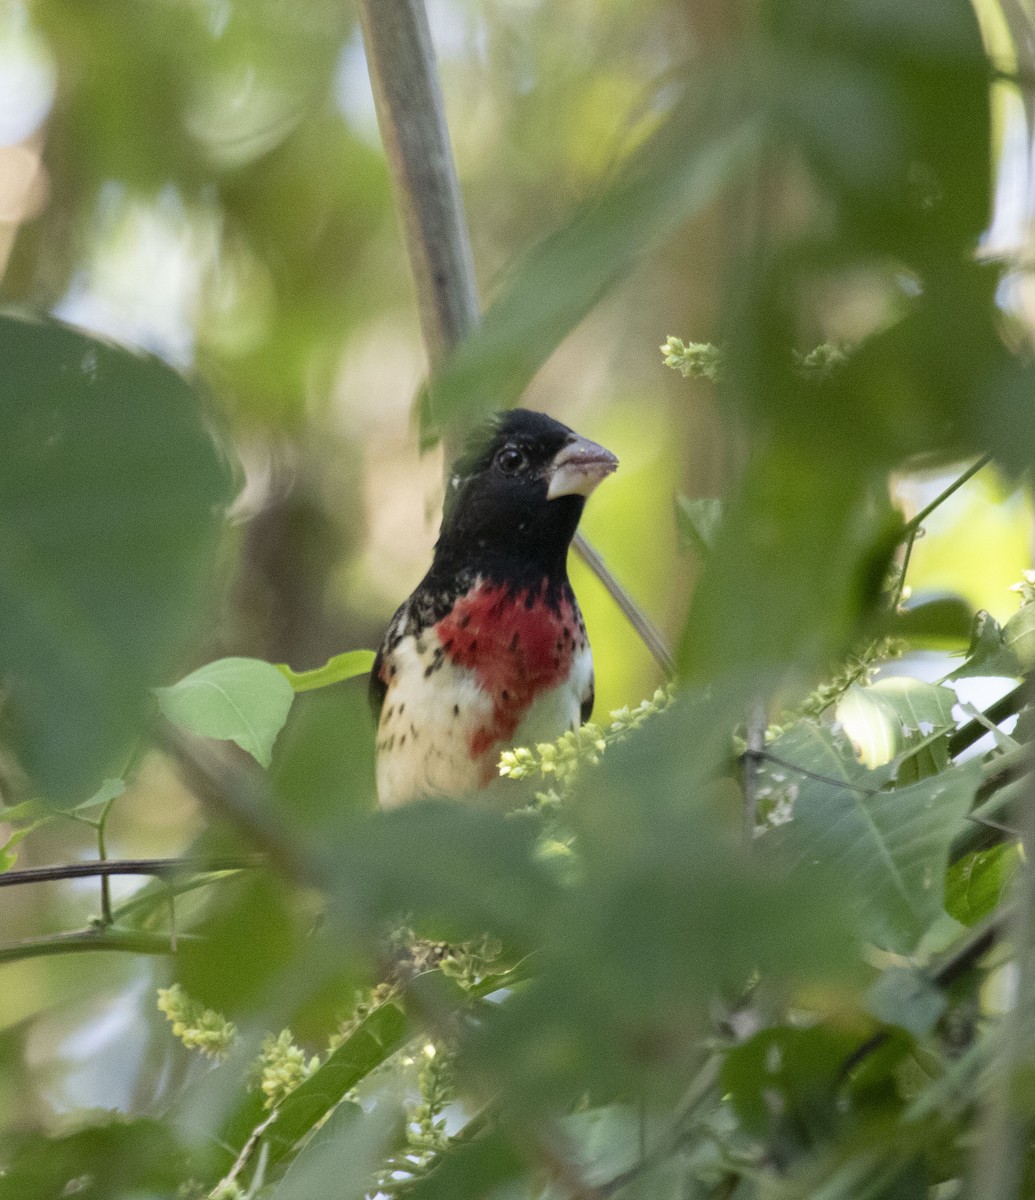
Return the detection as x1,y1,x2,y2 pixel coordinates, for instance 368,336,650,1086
370,409,618,807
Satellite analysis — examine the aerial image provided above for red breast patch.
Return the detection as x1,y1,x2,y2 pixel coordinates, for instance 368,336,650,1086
434,582,580,761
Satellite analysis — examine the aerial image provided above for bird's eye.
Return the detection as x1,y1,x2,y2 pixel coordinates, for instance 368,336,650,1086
494,446,526,474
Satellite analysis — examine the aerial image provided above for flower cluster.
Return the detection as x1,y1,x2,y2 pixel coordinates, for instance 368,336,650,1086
255,1029,320,1109
157,984,237,1061
660,336,723,381
499,686,675,792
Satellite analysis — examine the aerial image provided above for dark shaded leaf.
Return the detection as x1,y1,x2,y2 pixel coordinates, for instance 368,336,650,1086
0,314,231,802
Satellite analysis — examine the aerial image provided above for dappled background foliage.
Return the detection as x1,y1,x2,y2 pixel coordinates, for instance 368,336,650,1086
2,0,1035,1197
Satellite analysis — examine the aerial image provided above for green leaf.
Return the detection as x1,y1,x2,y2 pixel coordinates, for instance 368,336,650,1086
155,656,295,767
1002,604,1035,672
0,314,231,802
265,1002,408,1164
949,611,1023,681
0,822,44,873
765,723,980,952
888,593,973,647
945,843,1022,927
675,495,723,557
0,1116,186,1198
276,649,376,692
866,967,946,1038
73,777,126,812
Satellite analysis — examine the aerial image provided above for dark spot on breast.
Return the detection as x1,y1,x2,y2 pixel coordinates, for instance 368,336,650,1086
399,734,407,747
502,689,510,701
459,613,471,628
509,632,520,653
469,638,478,653
442,638,454,653
453,704,460,717
386,706,394,720
398,702,405,715
554,658,561,669
410,723,418,740
556,640,563,652
385,735,395,751
389,663,397,677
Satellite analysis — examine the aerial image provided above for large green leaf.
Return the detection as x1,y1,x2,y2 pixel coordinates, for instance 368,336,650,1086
0,314,231,801
156,656,295,768
765,722,980,952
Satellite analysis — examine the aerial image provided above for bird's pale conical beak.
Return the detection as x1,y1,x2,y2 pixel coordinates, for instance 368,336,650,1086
545,434,618,500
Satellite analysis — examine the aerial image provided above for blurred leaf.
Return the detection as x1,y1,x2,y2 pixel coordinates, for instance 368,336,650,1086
722,1025,860,1153
675,495,723,557
271,683,377,833
887,593,974,647
404,1125,525,1200
765,723,980,952
554,1105,641,1188
680,446,900,681
945,843,1022,927
0,314,231,802
0,1116,186,1199
156,656,294,767
269,1095,401,1200
276,649,376,693
177,872,299,1015
427,95,759,437
949,611,1023,681
866,967,946,1038
331,802,559,950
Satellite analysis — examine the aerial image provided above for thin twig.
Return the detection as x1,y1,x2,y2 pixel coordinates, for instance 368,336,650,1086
0,926,202,965
209,1108,280,1199
901,455,992,539
571,531,675,677
0,855,263,888
358,0,675,680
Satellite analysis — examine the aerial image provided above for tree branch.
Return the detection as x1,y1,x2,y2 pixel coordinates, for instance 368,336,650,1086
0,855,263,889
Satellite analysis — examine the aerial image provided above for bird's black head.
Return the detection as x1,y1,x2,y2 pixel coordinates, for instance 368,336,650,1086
431,409,617,584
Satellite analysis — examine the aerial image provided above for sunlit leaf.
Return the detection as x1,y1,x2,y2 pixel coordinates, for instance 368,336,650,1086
276,649,376,693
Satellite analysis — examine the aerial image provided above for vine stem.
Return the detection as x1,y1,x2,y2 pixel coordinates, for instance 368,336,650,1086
0,927,202,965
357,0,675,680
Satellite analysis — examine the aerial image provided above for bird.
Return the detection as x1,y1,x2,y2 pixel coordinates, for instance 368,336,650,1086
370,409,618,808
